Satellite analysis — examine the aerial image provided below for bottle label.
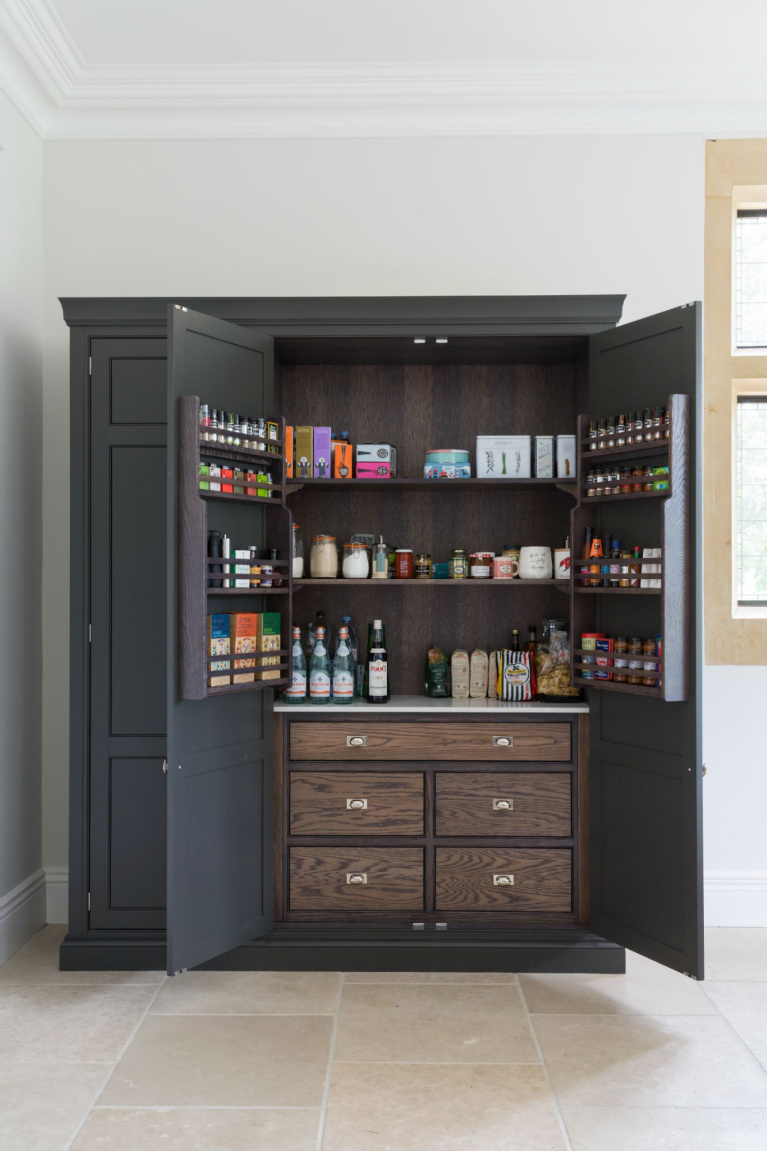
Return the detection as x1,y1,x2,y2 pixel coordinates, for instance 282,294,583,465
285,670,307,699
310,671,330,698
333,670,354,699
368,659,388,695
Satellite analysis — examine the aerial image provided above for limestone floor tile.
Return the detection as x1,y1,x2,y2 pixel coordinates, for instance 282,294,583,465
534,1014,767,1108
323,1063,565,1151
704,981,767,1068
101,1015,332,1106
705,927,767,981
334,983,537,1064
72,1107,321,1150
562,1105,767,1150
520,950,716,1016
0,927,164,985
345,971,516,984
0,1062,110,1151
0,985,158,1063
151,970,340,1015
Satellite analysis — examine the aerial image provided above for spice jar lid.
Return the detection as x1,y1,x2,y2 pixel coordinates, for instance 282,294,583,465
312,534,336,541
293,523,301,529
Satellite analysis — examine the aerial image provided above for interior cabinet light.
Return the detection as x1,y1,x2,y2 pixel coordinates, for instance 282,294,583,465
436,338,448,343
413,338,426,344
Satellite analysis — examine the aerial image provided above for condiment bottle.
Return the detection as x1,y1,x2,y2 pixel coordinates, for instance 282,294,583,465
619,548,632,588
643,637,658,687
609,539,622,588
631,546,642,587
415,553,432,579
449,549,469,579
589,534,603,587
395,549,414,579
371,536,388,579
628,637,644,684
510,629,520,652
588,417,598,448
613,637,629,682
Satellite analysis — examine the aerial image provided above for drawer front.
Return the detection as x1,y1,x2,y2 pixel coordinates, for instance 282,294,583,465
289,721,571,762
436,848,571,913
290,772,424,836
436,773,571,837
290,848,424,911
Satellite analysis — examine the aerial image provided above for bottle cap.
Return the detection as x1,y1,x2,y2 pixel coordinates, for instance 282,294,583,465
373,619,383,628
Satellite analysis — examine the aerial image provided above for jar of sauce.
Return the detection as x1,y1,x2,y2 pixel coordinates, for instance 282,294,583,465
309,535,338,578
342,541,370,579
470,552,494,578
449,549,469,579
395,549,414,579
414,553,432,579
627,637,644,684
613,637,629,682
643,638,658,686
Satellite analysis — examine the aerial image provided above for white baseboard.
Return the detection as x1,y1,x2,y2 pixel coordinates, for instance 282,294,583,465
705,871,767,927
45,868,69,925
0,869,47,964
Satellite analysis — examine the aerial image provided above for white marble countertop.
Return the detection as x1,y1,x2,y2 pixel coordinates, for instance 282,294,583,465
274,694,588,714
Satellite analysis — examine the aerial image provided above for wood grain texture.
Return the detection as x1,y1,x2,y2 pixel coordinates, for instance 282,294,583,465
435,773,571,837
289,847,424,910
436,848,572,913
289,721,571,761
290,772,424,835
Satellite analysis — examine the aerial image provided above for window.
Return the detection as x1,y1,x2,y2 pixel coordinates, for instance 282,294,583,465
736,210,767,349
736,396,767,605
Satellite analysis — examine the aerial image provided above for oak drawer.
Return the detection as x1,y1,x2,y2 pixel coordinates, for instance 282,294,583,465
290,772,424,836
289,848,424,911
436,848,572,913
289,721,571,762
436,773,571,837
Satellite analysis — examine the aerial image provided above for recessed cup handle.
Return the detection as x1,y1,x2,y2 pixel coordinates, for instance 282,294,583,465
493,874,515,887
492,799,514,811
347,735,368,747
346,873,368,885
493,736,513,747
346,799,368,810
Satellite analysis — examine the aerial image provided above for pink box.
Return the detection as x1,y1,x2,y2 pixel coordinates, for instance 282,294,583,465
313,427,332,478
357,461,394,479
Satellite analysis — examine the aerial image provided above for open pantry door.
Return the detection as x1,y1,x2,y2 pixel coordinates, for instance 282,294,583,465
587,304,704,978
166,306,276,974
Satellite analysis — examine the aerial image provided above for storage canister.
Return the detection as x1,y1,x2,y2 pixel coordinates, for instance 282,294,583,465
309,535,338,578
395,549,414,579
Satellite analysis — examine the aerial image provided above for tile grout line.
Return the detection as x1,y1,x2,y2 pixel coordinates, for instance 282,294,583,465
515,974,575,1151
700,983,767,1077
315,972,345,1151
62,975,169,1151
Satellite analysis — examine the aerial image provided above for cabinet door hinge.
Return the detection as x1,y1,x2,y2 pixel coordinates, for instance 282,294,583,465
87,892,91,912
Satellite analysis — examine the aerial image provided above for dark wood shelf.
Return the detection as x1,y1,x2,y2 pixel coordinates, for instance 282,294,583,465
574,586,662,595
579,488,669,504
287,478,578,493
206,587,291,595
573,676,662,698
294,577,565,587
199,488,282,504
199,438,283,464
207,674,289,696
579,439,670,462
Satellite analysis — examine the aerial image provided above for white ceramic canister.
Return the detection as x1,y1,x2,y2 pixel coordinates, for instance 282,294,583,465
556,435,577,479
518,546,553,580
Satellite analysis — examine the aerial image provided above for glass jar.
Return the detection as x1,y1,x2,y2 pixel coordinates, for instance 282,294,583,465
449,549,470,579
595,469,605,496
395,549,414,579
620,467,633,494
628,637,644,684
605,415,616,448
414,553,432,579
291,523,304,579
643,465,654,492
470,551,494,578
587,471,596,497
620,550,632,588
632,466,644,493
342,541,370,579
643,637,658,687
613,636,629,682
309,534,338,578
371,538,388,580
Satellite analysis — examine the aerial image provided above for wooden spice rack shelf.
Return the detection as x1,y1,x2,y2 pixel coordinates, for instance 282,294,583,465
569,393,690,702
177,396,293,700
286,478,578,494
294,577,565,588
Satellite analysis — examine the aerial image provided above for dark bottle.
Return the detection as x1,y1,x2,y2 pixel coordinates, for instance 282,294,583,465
609,539,622,588
207,529,223,588
510,629,520,652
526,626,537,654
270,547,282,588
587,417,598,447
366,619,389,703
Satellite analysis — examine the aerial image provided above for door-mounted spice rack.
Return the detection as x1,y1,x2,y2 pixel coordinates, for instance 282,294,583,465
569,393,690,701
177,395,293,699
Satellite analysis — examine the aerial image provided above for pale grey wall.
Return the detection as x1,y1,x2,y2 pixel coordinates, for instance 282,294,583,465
0,94,43,904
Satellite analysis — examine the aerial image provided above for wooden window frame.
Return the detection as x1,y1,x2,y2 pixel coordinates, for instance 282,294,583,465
705,141,767,662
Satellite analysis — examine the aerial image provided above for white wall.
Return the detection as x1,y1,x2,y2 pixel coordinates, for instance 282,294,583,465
0,94,45,960
41,132,766,925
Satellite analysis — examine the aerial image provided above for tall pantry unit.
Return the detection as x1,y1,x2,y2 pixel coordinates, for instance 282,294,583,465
61,295,703,980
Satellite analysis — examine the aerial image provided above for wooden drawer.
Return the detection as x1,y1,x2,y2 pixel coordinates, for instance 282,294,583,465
436,773,571,837
289,721,570,762
290,772,424,836
436,848,572,913
289,848,424,911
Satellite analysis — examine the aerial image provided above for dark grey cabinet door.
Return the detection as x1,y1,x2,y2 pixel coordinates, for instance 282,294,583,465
588,304,703,978
89,338,168,929
166,306,276,974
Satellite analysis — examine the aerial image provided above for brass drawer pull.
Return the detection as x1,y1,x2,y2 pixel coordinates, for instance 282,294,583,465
346,873,368,885
493,874,515,887
346,798,368,810
347,735,368,747
493,736,514,747
492,799,514,811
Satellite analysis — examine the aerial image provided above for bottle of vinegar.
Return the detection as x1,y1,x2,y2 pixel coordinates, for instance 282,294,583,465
309,626,331,705
284,625,307,704
332,626,355,704
366,619,389,704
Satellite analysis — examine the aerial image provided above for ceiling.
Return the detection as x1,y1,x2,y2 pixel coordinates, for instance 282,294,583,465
1,0,766,139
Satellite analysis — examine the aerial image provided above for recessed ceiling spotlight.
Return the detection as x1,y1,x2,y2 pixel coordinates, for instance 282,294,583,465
413,338,426,344
436,338,448,344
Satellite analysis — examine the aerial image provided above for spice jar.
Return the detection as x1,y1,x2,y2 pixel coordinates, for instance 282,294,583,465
643,465,654,492
587,471,596,497
620,467,633,494
627,637,644,684
309,534,338,578
395,549,414,579
613,637,629,682
342,541,370,579
632,466,644,493
620,549,632,588
643,637,658,686
292,524,304,579
414,553,432,579
470,552,494,579
449,548,470,579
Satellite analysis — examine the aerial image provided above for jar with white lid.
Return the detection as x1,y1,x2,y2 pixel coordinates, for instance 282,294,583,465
310,535,338,578
342,541,370,579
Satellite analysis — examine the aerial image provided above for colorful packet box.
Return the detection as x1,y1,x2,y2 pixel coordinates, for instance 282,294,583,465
313,427,332,478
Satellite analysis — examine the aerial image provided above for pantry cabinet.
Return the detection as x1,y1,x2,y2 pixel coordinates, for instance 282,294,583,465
61,295,703,979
